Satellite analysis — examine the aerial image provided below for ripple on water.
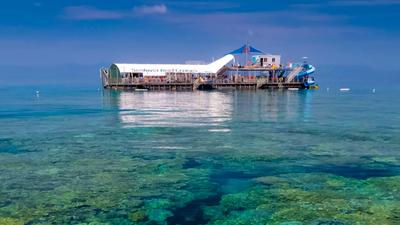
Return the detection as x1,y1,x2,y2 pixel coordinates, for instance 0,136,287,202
1,89,400,224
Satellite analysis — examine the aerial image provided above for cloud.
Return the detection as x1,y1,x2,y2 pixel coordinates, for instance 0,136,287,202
134,4,168,14
166,1,240,11
63,6,123,20
62,4,168,20
162,10,348,31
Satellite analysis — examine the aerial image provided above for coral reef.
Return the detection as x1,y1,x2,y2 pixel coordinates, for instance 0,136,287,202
1,90,400,224
204,174,400,225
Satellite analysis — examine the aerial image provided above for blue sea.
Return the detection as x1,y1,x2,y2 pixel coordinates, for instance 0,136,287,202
0,86,399,225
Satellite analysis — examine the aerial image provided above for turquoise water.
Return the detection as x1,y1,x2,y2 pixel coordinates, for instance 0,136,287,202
0,87,400,225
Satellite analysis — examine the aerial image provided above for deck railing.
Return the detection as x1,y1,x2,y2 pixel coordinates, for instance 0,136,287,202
100,68,305,87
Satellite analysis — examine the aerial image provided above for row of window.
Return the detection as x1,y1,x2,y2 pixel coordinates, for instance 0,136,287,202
261,58,277,63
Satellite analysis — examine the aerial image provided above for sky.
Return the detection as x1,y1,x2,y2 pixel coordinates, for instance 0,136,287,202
0,0,399,87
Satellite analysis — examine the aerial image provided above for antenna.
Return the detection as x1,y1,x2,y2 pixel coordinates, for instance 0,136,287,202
245,40,249,66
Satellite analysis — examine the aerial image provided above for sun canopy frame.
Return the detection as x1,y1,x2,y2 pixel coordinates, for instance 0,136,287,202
228,44,264,55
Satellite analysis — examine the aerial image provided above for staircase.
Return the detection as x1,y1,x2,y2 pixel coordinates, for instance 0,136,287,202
193,77,204,90
100,67,109,87
216,66,229,80
257,77,268,88
285,66,303,83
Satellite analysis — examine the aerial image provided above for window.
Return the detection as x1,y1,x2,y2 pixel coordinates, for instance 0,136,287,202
272,58,276,62
264,58,268,62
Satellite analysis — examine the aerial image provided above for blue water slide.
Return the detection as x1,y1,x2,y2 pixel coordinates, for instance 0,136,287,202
297,64,315,78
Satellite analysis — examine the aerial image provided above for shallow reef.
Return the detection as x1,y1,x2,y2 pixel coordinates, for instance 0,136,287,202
204,173,400,225
1,132,400,225
0,141,215,224
1,89,400,224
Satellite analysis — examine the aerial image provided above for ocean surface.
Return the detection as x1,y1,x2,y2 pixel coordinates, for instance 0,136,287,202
0,87,399,225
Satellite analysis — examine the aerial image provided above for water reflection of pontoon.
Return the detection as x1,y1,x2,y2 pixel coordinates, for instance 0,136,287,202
115,91,233,128
102,90,313,128
231,90,313,122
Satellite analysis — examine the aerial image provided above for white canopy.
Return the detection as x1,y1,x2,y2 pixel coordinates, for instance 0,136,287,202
112,54,234,76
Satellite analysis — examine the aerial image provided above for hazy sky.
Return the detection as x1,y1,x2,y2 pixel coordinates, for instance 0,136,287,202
0,0,399,86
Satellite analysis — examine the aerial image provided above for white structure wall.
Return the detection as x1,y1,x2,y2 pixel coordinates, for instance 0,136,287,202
253,55,281,67
111,54,234,77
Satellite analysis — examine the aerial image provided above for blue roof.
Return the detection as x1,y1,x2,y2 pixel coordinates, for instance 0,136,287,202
229,44,264,55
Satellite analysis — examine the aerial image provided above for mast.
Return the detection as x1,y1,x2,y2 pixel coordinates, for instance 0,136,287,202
245,41,249,66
